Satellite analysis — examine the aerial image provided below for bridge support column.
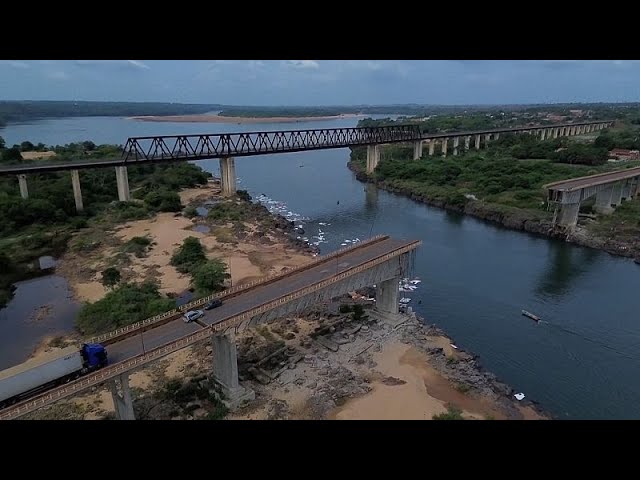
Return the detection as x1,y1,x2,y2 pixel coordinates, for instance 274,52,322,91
540,129,547,141
611,182,623,206
375,276,399,315
621,180,632,201
557,203,580,230
110,373,135,420
630,177,640,198
413,141,423,160
71,169,83,212
212,333,255,409
219,157,237,196
17,174,28,199
553,127,559,139
428,140,435,156
115,166,130,202
484,133,491,146
464,135,471,151
441,138,448,157
594,185,614,214
453,137,460,156
366,145,380,174
494,133,500,140
474,134,481,150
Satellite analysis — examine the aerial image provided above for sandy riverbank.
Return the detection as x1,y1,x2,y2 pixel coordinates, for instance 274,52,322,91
129,113,364,124
25,304,547,420
228,308,547,421
56,183,312,303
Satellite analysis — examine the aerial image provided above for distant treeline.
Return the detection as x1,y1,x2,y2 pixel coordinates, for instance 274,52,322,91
4,100,640,126
0,101,223,126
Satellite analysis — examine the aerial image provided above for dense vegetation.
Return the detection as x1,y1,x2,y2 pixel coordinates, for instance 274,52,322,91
351,121,640,216
170,237,229,296
76,282,175,335
0,139,211,308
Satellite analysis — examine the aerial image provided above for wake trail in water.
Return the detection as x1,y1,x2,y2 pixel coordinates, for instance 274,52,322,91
538,321,640,362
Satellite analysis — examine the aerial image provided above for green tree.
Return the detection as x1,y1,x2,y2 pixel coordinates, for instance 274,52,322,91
0,136,5,149
20,141,34,151
193,260,229,294
101,267,121,288
76,282,175,335
2,147,22,163
170,237,207,273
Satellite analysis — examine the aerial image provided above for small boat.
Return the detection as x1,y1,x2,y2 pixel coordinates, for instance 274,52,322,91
522,310,541,322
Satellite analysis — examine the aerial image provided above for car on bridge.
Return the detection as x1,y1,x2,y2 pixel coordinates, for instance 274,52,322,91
183,310,204,323
204,299,223,310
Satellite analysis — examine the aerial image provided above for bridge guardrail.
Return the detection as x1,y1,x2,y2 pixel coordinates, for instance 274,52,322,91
88,234,389,345
0,238,421,420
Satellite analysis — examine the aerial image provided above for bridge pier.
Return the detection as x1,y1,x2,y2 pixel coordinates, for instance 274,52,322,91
621,180,632,201
553,127,559,139
474,134,481,150
428,140,435,156
17,174,28,199
453,136,460,156
630,178,640,198
71,169,83,212
413,141,423,160
375,276,400,314
611,182,623,206
594,185,614,214
464,135,471,151
540,129,547,141
484,133,491,147
115,166,130,202
366,145,380,174
494,133,500,140
441,138,448,157
109,373,135,420
219,157,237,196
212,333,255,409
557,203,580,230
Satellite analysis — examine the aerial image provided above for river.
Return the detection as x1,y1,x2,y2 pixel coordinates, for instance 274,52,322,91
2,116,640,419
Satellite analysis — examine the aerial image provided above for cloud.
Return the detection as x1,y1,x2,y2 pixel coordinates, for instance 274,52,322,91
47,71,69,80
2,61,30,69
127,60,150,70
74,60,150,70
284,60,319,70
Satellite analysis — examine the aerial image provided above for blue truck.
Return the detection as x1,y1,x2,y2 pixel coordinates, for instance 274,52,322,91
0,343,108,409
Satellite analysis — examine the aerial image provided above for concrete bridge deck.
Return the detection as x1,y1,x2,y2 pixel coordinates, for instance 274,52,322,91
0,235,420,420
544,166,640,229
544,166,640,193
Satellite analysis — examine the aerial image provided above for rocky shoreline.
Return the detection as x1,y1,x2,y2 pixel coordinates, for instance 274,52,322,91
348,161,640,260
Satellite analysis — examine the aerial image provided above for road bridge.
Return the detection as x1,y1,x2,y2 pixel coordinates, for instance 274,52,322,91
0,234,420,420
0,120,614,209
545,166,640,230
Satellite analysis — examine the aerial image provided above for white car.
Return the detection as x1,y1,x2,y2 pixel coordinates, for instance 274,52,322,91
183,309,204,323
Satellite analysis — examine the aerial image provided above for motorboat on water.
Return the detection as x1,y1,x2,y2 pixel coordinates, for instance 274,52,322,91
522,310,541,322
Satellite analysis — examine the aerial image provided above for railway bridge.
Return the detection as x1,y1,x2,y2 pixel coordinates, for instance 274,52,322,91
0,120,613,212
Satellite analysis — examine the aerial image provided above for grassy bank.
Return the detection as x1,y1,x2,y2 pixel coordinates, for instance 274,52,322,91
349,129,640,258
0,142,211,308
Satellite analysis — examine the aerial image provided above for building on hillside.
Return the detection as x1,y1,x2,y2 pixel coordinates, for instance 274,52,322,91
608,148,640,162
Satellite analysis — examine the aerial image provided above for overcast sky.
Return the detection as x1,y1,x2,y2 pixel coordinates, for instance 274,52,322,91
1,60,639,105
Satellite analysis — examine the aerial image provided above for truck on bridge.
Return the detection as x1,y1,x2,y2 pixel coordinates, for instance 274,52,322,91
0,343,108,409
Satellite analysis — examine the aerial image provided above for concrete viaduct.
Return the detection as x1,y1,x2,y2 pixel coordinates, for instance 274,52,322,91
0,235,420,420
0,120,613,213
544,166,640,230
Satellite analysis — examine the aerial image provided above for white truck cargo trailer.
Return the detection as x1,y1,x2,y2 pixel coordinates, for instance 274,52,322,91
0,346,84,405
